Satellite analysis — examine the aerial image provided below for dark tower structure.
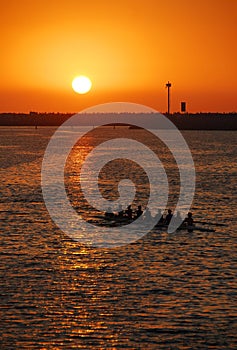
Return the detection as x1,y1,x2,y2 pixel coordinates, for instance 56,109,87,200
166,81,172,115
181,101,186,113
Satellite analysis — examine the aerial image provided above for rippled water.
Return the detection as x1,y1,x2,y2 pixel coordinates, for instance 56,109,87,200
0,127,236,349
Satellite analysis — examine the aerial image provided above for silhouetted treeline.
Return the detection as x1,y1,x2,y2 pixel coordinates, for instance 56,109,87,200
0,112,236,130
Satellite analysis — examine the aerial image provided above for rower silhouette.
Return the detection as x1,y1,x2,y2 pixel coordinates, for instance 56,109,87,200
125,205,133,219
165,209,173,225
155,208,164,225
185,212,194,232
117,204,124,218
135,205,143,219
105,207,114,218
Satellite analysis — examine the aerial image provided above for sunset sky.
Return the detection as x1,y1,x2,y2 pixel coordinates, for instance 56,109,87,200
1,0,236,113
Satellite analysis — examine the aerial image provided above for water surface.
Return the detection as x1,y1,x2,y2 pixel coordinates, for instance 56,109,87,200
0,127,236,349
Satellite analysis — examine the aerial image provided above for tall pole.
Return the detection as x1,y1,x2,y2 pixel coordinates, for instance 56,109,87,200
166,81,171,115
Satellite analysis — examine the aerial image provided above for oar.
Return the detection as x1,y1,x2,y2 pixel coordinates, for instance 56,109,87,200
195,220,227,227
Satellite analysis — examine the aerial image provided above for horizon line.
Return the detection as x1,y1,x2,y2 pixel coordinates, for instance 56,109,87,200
1,111,237,115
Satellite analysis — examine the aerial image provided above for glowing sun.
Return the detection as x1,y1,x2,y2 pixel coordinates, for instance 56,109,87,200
72,76,92,94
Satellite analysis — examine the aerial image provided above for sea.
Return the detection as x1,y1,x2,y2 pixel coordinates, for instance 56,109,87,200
0,126,236,349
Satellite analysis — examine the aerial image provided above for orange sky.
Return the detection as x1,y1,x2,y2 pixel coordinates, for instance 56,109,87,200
1,0,236,113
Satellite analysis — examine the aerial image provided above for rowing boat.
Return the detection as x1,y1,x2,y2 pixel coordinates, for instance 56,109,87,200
92,215,216,232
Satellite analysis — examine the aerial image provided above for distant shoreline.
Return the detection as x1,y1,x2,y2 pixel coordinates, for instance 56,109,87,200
0,112,236,130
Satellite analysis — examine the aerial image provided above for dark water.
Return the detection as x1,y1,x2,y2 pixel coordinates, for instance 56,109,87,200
0,127,236,349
